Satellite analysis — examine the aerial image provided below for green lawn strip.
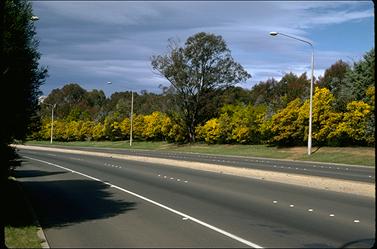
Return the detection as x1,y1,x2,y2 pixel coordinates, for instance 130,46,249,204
5,226,41,248
167,144,291,159
4,178,42,248
298,151,375,166
24,140,375,166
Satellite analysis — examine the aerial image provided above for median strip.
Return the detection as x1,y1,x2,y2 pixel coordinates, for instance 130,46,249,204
15,145,374,198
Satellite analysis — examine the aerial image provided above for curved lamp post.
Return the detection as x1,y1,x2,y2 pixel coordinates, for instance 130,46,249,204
270,31,314,155
107,81,134,146
34,17,58,144
38,96,56,144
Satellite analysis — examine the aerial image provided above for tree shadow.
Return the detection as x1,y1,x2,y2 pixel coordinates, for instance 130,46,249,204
14,169,67,178
311,146,321,154
5,170,136,229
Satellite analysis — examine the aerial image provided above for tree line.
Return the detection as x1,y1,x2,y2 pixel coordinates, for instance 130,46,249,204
33,45,374,147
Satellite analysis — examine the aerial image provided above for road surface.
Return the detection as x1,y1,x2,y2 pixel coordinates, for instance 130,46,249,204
28,145,375,183
15,148,375,248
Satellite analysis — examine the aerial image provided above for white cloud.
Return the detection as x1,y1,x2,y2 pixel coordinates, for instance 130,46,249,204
33,1,374,95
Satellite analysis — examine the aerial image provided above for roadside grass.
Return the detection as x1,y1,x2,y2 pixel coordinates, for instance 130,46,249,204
5,226,41,248
4,178,42,248
24,140,375,166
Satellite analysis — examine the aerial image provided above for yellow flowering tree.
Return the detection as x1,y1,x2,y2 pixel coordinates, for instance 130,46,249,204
269,98,303,145
330,100,373,144
196,118,222,144
142,112,166,140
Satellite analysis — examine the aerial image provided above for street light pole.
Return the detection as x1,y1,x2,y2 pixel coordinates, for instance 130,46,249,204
106,81,134,147
130,91,133,147
270,31,314,155
50,104,56,144
38,96,56,144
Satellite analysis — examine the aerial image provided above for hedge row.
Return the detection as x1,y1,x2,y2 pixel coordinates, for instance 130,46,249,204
32,87,374,146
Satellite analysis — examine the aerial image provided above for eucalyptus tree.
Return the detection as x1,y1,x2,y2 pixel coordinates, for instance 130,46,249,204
151,32,251,142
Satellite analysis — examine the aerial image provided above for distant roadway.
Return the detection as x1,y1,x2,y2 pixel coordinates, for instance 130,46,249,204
15,147,375,248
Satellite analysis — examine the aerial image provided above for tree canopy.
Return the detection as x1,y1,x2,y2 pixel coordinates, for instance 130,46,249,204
151,32,251,142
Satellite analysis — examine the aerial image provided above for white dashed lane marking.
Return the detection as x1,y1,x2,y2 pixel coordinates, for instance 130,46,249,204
104,162,122,169
158,174,189,183
72,155,368,225
271,200,361,223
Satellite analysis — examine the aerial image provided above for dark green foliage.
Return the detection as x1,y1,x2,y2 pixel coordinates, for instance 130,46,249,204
1,0,47,146
42,83,106,121
317,60,350,111
317,60,350,92
332,49,375,111
345,48,375,101
249,72,309,115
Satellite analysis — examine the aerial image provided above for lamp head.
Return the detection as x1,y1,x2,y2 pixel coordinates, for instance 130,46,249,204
269,32,279,36
38,95,47,104
31,16,39,21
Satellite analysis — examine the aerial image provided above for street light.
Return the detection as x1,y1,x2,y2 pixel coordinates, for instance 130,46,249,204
38,96,56,144
106,82,134,146
269,31,314,155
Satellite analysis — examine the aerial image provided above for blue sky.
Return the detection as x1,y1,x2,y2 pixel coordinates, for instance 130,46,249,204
31,1,375,97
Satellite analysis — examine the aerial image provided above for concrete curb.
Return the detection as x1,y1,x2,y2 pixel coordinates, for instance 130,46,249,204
11,178,50,249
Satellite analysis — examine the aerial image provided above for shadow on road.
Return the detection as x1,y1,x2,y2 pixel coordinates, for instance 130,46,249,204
3,179,35,228
11,169,136,229
15,169,67,178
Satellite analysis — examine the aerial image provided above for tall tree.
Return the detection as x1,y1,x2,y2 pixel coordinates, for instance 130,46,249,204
1,0,47,146
1,0,47,246
317,60,350,92
151,32,251,142
317,60,350,111
42,83,88,120
250,72,309,114
344,48,375,101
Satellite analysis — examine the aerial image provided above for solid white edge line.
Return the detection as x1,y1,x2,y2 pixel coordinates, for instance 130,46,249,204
23,155,263,248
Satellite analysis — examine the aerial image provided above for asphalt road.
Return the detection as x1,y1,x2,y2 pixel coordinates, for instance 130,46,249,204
32,145,375,183
16,148,375,248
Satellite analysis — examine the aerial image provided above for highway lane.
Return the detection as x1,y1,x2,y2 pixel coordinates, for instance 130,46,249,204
30,145,375,183
17,148,375,248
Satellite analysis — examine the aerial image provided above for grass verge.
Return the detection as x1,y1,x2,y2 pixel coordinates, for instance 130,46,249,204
24,140,375,167
4,178,42,248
